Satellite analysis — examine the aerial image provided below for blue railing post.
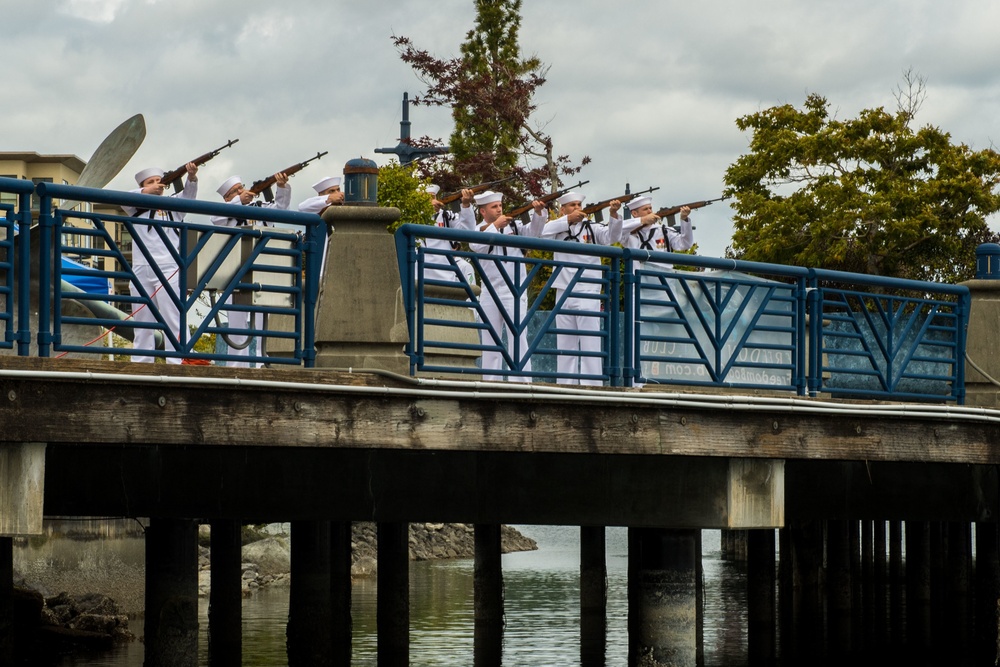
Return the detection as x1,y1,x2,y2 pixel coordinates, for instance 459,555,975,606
806,272,822,396
36,189,54,357
303,219,322,368
15,189,33,356
608,255,622,387
622,250,636,387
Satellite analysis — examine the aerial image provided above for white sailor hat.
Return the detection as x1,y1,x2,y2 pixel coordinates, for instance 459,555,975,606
474,190,503,206
627,196,652,211
134,167,164,185
217,176,242,197
425,184,441,196
555,191,585,206
312,176,342,193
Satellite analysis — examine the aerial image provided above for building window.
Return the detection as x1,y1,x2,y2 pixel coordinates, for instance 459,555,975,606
0,174,16,207
31,177,53,210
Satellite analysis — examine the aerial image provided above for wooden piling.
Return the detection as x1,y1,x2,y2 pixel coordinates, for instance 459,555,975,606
889,520,903,645
787,521,824,660
377,522,410,666
474,524,503,667
208,519,242,666
144,518,199,667
0,537,11,665
330,521,353,665
288,521,333,666
580,526,607,667
906,521,932,650
827,520,853,657
747,529,775,663
974,521,999,662
873,520,888,648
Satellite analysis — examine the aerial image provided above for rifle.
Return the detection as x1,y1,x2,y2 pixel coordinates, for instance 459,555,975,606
653,196,728,225
161,139,239,193
506,179,591,220
437,175,518,206
248,151,329,202
582,185,660,222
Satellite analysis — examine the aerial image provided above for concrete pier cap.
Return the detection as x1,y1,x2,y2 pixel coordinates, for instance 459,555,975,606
312,205,481,376
960,243,1000,407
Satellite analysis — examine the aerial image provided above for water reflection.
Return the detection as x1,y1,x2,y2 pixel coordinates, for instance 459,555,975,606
32,525,748,666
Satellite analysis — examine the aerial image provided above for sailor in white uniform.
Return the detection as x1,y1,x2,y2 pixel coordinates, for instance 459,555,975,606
123,162,199,364
210,173,291,367
620,196,694,267
469,190,546,382
421,184,476,286
540,192,623,385
298,175,344,282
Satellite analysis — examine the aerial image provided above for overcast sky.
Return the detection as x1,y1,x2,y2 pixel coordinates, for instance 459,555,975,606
4,0,999,258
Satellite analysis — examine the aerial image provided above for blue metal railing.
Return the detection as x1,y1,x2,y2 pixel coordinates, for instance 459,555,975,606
0,177,35,355
0,179,323,366
395,224,970,402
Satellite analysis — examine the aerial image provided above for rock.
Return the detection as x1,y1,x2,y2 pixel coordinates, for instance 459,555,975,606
241,536,291,577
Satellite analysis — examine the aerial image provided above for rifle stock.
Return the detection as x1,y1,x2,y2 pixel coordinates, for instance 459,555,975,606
437,175,517,206
161,138,239,192
654,196,727,221
506,179,591,219
248,151,329,202
582,186,660,220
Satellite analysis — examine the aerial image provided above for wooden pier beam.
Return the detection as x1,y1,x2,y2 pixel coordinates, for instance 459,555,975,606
144,517,199,667
208,519,242,666
580,526,607,667
288,521,333,666
628,528,700,667
474,524,503,667
378,522,409,666
330,521,353,665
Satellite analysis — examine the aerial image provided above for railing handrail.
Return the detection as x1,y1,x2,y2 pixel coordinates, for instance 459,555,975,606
0,176,37,195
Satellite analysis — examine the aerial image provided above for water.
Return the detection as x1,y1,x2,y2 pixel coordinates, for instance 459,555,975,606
18,525,748,666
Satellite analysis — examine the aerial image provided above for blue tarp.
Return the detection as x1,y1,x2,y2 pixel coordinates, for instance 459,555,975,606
61,257,109,295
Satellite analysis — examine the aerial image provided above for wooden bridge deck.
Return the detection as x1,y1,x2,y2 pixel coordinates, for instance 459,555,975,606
1,356,997,528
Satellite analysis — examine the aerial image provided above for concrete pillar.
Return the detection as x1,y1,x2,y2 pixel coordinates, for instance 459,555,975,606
0,443,46,537
377,522,409,666
288,521,333,666
628,528,700,667
474,524,503,667
330,522,353,665
208,519,242,666
580,526,607,667
905,521,932,650
311,206,408,371
144,517,199,667
746,529,775,664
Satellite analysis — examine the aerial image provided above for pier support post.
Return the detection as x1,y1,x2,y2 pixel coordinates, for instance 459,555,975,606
628,528,700,667
144,517,199,667
0,443,45,537
747,529,775,663
0,537,11,665
580,526,607,667
377,522,409,666
208,519,242,666
827,520,853,657
331,521,353,665
288,521,333,666
889,520,904,645
905,521,932,651
474,524,503,667
787,521,823,660
945,522,971,661
974,521,999,662
873,520,888,648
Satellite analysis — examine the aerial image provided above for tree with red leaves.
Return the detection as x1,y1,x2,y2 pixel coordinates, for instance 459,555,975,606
392,0,589,204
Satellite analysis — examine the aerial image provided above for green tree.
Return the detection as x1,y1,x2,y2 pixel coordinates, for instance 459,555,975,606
377,160,435,233
724,74,1000,283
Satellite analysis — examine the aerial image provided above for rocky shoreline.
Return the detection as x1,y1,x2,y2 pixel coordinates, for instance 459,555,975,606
203,522,539,594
